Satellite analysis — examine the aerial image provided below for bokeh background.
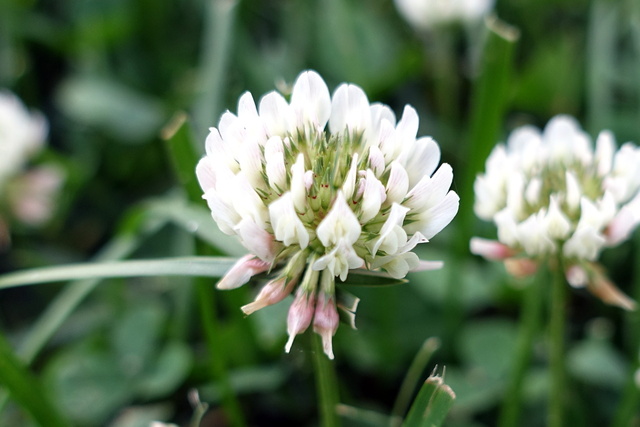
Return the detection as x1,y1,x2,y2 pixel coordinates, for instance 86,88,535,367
1,0,640,426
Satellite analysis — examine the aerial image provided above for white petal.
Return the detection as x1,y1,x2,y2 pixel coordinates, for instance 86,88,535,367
235,218,276,263
368,145,386,177
565,171,581,211
360,169,386,223
408,190,460,239
370,203,410,254
290,70,331,129
401,137,441,188
259,91,294,136
290,154,308,212
545,196,572,239
404,163,453,211
264,136,287,191
317,191,361,247
329,83,371,134
385,162,409,205
595,130,615,176
269,192,310,249
341,153,359,200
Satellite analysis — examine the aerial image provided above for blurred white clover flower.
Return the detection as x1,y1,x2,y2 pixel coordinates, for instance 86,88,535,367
196,70,459,358
471,115,640,310
0,91,47,188
394,0,494,30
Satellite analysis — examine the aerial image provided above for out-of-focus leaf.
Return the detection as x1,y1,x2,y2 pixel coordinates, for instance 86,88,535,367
0,256,237,289
458,318,518,381
112,300,166,378
339,269,408,287
108,404,173,427
56,76,167,143
403,372,456,427
199,365,288,402
136,341,192,399
45,344,131,425
568,338,628,388
0,333,70,427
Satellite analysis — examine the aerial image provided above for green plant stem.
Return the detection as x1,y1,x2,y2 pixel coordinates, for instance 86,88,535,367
0,333,70,427
312,333,340,427
196,279,246,427
498,273,545,427
549,259,567,427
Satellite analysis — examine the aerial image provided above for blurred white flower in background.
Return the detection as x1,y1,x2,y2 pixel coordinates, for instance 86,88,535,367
0,91,62,246
196,70,459,358
0,91,47,187
394,0,494,30
471,115,640,310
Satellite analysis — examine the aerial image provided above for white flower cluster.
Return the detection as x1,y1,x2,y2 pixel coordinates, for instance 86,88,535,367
394,0,494,30
197,70,459,357
0,91,47,188
472,115,640,309
474,115,640,261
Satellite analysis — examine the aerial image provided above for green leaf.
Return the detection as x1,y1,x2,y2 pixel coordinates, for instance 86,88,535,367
403,372,456,427
136,341,193,399
339,269,408,287
0,333,70,427
161,112,203,202
55,76,167,143
0,256,237,289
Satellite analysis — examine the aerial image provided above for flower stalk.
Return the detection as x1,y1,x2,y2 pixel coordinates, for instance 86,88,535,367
311,332,341,427
549,256,567,427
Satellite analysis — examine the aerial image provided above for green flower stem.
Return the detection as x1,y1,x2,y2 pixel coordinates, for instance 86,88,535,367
311,333,340,427
611,231,640,427
498,272,545,427
196,277,246,427
549,258,567,427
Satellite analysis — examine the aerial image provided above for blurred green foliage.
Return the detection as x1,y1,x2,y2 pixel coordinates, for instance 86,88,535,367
1,0,640,426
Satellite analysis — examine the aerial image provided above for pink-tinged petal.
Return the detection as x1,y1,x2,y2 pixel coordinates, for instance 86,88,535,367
216,254,270,290
605,202,640,246
259,91,294,136
368,145,385,177
386,162,409,205
241,276,297,315
285,288,316,353
565,264,588,288
290,70,331,130
313,293,339,359
196,157,217,191
235,218,277,263
329,83,371,134
411,259,444,272
588,275,636,311
503,258,538,278
360,169,386,223
469,237,516,260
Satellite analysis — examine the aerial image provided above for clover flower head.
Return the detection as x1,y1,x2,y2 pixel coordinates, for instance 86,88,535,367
196,70,459,358
472,115,640,309
394,0,494,31
0,91,47,188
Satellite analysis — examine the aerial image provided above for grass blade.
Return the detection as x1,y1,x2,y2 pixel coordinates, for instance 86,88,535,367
402,371,456,427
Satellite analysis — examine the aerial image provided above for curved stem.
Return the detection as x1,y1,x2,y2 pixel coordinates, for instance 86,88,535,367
312,333,340,427
549,258,567,427
498,272,545,427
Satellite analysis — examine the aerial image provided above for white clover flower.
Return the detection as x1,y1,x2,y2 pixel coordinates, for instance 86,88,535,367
197,70,459,358
471,115,640,310
394,0,494,31
0,91,47,188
